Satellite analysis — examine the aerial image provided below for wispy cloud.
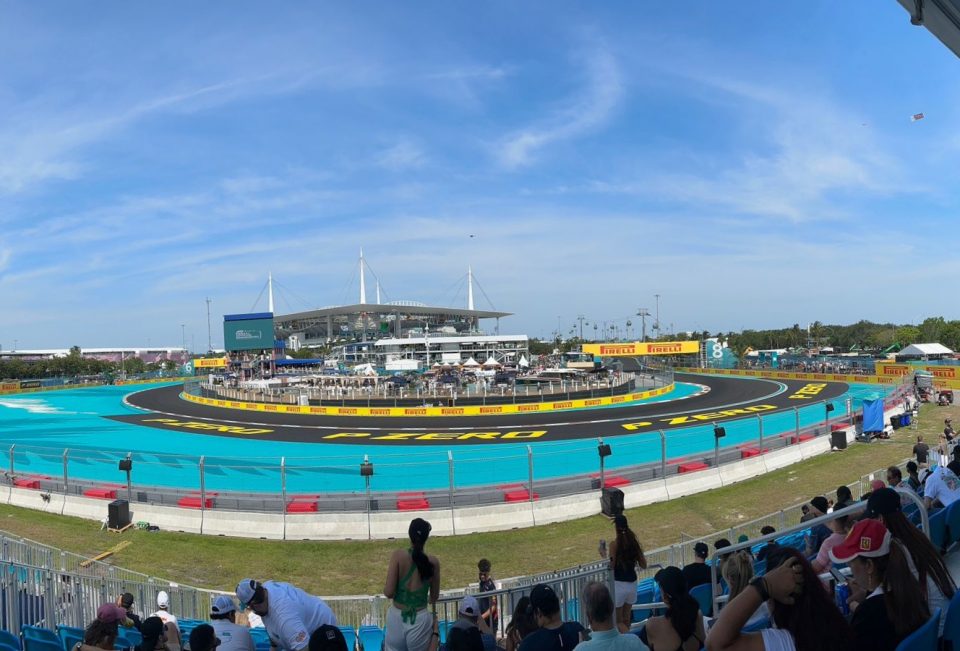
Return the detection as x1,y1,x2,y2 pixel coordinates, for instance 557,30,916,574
374,139,427,171
495,45,623,168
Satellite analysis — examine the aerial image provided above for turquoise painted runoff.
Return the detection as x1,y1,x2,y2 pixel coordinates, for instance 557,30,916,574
0,381,892,494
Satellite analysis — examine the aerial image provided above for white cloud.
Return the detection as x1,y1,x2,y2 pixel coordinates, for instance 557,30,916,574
374,139,427,171
495,45,623,168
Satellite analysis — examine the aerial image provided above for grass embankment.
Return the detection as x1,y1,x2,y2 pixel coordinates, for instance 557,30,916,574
1,403,953,596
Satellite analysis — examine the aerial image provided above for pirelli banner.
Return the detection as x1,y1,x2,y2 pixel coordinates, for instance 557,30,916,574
582,341,700,357
876,362,960,389
194,357,228,368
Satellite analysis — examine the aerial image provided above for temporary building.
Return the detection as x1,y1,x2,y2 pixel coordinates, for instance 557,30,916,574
898,343,954,359
463,357,481,367
482,356,502,367
518,355,530,368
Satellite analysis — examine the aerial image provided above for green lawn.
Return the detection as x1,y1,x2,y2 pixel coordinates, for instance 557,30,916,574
0,402,950,596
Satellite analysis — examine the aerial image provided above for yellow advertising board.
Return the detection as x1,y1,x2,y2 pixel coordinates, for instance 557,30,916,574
194,358,228,368
582,341,699,357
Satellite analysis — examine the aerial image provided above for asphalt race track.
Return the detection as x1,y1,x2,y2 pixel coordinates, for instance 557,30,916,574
110,373,850,445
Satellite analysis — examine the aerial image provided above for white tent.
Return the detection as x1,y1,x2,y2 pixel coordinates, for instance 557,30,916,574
899,343,954,357
463,357,481,367
351,363,377,376
482,356,501,367
518,355,530,368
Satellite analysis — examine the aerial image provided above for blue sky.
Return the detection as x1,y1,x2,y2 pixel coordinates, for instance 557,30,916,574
2,2,959,349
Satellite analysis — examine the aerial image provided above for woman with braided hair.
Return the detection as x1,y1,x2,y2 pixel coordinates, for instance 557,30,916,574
384,518,440,651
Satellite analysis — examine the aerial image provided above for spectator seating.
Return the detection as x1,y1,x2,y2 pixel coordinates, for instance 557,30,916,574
0,642,18,651
358,625,384,651
338,626,357,651
0,631,19,650
564,597,580,621
57,625,83,651
120,628,141,647
438,620,453,644
689,583,713,617
895,608,939,651
249,628,270,651
21,640,63,651
942,589,960,651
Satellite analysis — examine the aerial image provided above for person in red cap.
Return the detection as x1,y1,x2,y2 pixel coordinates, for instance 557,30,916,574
829,519,929,651
862,487,956,635
76,604,132,651
705,546,852,651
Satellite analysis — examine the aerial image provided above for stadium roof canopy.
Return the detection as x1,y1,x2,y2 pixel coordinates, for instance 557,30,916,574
899,342,955,356
896,0,960,58
275,303,511,323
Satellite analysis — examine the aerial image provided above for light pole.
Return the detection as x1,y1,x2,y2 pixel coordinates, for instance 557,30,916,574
206,297,212,353
637,309,650,342
654,294,661,339
578,315,585,340
180,324,186,362
360,455,374,540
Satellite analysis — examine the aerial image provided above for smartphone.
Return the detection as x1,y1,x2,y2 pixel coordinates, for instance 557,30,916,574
828,566,847,585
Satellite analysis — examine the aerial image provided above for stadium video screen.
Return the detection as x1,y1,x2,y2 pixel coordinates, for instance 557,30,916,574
223,313,275,351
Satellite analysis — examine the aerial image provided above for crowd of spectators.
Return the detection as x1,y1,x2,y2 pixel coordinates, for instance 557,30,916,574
80,439,960,651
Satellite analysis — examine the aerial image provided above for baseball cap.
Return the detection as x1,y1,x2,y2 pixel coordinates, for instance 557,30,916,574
157,590,170,608
189,624,221,651
829,519,891,564
97,603,129,625
693,542,709,558
459,595,480,617
309,624,348,651
528,584,560,616
864,487,902,519
236,579,261,609
809,496,829,515
211,595,237,616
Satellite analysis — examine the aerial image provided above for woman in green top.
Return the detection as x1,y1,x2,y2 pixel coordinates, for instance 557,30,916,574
385,518,441,651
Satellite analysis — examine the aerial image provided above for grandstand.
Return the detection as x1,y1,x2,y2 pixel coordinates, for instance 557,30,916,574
2,448,959,650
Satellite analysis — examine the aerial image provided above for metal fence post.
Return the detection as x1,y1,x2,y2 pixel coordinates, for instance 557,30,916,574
794,406,800,438
448,451,456,536
659,430,666,478
199,456,206,535
62,448,69,494
527,445,536,526
281,457,287,541
9,444,14,477
757,415,764,451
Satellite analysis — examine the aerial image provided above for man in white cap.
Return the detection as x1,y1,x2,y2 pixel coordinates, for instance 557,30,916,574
236,579,337,651
210,595,255,651
151,590,183,650
451,596,497,651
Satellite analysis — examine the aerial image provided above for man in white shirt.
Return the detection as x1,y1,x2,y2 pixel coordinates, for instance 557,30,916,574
151,590,183,650
237,579,337,651
574,582,646,651
210,595,255,651
924,460,960,510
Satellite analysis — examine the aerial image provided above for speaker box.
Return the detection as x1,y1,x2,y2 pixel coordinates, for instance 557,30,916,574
108,499,130,530
830,430,848,450
600,487,624,518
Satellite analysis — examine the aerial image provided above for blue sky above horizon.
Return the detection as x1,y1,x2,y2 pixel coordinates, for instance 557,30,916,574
2,2,960,350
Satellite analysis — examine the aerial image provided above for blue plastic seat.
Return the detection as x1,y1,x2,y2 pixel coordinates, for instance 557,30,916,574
689,583,713,617
741,617,770,633
894,607,939,651
57,626,83,651
120,629,141,647
564,597,580,621
942,590,960,651
358,626,384,651
21,639,63,651
0,632,20,651
438,620,452,645
339,627,357,651
929,509,948,551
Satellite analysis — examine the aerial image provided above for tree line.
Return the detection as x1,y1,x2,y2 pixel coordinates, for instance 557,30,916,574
0,347,176,381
